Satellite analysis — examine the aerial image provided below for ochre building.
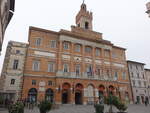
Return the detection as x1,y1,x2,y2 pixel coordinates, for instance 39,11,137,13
22,3,132,105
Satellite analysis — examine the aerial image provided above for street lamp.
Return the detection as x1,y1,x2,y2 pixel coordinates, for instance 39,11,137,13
146,2,150,17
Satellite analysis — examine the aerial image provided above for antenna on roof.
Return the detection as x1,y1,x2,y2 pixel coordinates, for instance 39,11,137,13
83,0,85,4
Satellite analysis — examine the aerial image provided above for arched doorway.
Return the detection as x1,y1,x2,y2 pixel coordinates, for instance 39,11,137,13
28,88,37,102
108,85,115,96
99,85,105,104
87,84,95,104
75,83,83,105
45,88,54,103
62,83,71,104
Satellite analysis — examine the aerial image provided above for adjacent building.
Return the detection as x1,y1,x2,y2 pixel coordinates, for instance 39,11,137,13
127,61,149,104
146,2,150,17
0,41,27,101
0,0,15,53
145,69,150,102
21,3,132,105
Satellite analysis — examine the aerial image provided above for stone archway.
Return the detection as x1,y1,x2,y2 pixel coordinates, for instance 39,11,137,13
45,88,54,103
75,83,83,105
62,83,71,104
28,88,37,102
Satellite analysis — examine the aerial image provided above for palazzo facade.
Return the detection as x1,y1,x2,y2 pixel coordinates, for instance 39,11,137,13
22,3,132,105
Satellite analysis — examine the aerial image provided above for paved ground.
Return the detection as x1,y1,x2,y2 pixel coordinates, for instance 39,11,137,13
0,104,150,113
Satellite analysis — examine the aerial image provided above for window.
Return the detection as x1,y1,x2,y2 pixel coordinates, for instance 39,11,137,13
13,60,19,70
137,73,140,78
112,52,117,58
104,50,110,57
131,72,134,77
95,48,101,56
63,64,69,73
50,40,56,48
87,65,93,76
114,71,118,80
75,64,81,76
143,74,145,79
85,46,92,53
106,70,110,77
78,24,80,27
32,61,40,71
138,81,141,87
16,50,20,54
144,82,146,87
32,80,36,85
136,65,138,70
122,72,126,80
132,80,135,86
48,62,55,72
96,67,101,76
48,81,53,86
35,38,42,46
130,64,132,69
10,79,15,85
63,42,69,50
75,44,81,52
85,21,89,29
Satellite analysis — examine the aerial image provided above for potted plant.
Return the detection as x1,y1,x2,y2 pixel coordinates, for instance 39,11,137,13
105,95,120,113
8,102,24,113
38,100,52,113
94,104,104,113
116,102,127,113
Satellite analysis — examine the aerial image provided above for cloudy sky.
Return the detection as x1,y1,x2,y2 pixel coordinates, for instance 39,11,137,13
0,0,150,72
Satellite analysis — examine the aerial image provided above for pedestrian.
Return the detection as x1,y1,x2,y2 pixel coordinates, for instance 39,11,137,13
145,100,147,106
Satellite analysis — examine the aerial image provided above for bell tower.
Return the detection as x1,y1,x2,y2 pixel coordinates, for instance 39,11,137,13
76,1,93,30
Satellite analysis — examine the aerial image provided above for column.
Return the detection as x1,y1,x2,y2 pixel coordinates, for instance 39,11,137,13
82,45,85,77
70,42,74,77
92,46,96,78
57,41,63,76
58,41,63,70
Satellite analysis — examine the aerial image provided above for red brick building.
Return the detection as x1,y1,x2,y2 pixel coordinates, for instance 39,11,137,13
22,3,132,105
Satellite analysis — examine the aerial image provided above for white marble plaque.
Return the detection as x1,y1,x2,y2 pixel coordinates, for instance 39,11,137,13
113,63,125,68
62,55,70,60
95,60,102,64
34,51,55,57
39,81,46,86
39,87,45,92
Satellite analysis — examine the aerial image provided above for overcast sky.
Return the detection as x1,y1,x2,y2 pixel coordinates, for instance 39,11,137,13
0,0,150,72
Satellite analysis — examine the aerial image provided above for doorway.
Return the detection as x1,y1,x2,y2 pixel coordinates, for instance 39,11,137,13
62,90,68,104
75,91,82,105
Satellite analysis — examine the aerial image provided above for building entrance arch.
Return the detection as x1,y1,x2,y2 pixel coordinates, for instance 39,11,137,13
75,83,83,105
28,88,37,102
45,88,54,103
62,83,71,104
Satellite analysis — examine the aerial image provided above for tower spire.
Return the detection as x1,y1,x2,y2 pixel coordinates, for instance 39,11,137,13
76,1,93,30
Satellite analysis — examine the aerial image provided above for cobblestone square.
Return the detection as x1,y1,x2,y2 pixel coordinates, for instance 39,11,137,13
0,104,150,113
